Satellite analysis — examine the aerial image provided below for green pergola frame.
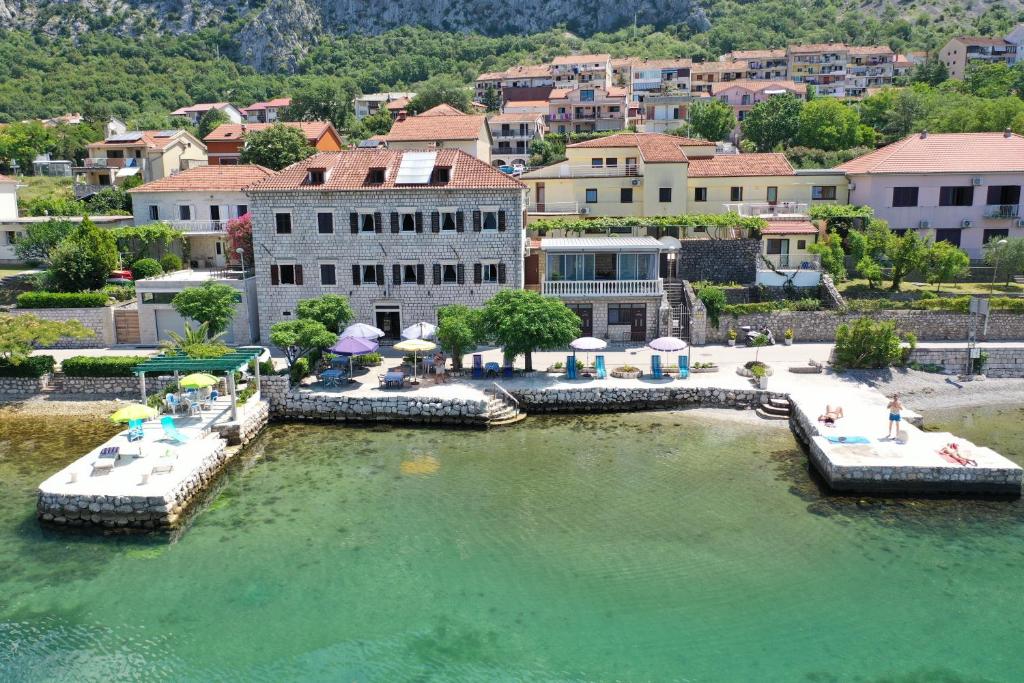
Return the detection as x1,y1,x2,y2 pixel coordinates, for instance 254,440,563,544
132,347,263,421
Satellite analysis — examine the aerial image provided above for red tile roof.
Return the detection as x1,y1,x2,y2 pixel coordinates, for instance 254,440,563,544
488,112,543,124
242,98,291,113
568,132,715,163
170,102,234,116
761,220,819,235
204,121,336,143
848,45,895,56
711,79,807,95
552,54,610,65
246,150,525,192
128,164,275,193
503,87,554,102
950,36,1011,46
688,152,795,177
385,97,411,111
788,42,850,53
384,111,487,142
836,132,1024,175
87,130,195,150
418,103,467,117
724,49,787,61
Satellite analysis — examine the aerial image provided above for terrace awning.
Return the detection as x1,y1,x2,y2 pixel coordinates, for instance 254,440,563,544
131,348,263,421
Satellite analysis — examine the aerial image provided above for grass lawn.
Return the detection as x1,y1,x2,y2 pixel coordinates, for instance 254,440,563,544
11,175,74,204
0,263,32,278
838,278,1024,296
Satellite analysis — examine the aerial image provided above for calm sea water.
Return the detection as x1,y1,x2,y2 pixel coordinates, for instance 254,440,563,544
1,409,1023,682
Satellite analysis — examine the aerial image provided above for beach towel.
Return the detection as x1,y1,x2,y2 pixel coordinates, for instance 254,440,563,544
938,449,977,467
825,435,871,445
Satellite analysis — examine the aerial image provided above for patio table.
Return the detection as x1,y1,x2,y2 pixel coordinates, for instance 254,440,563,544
321,369,344,387
384,371,405,389
484,362,500,378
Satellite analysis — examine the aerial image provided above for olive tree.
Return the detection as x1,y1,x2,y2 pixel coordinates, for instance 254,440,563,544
476,290,580,372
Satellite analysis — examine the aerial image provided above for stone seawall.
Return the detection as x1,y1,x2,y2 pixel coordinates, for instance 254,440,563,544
512,385,783,412
48,374,141,396
0,376,49,396
262,375,490,426
211,397,270,446
908,346,1024,378
706,310,1024,343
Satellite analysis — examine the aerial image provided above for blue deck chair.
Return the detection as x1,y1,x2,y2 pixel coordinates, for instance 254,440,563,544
595,355,607,379
677,354,689,380
566,354,577,379
471,354,484,379
651,355,663,379
160,415,190,444
502,360,514,378
127,418,144,442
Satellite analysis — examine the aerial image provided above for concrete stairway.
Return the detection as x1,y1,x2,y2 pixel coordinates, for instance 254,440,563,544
486,390,527,427
756,396,792,421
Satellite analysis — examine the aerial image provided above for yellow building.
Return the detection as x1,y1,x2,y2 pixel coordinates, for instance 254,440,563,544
520,132,846,221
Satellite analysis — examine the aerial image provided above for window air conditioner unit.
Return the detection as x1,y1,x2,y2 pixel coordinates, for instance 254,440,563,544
961,219,973,228
918,220,930,229
579,207,591,215
631,178,641,186
971,177,983,185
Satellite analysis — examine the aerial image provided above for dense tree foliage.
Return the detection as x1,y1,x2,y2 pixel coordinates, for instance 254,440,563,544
284,77,361,130
741,94,802,151
476,290,580,372
239,124,316,170
296,294,355,334
196,109,231,139
408,75,474,114
686,100,736,141
171,281,240,336
48,219,120,292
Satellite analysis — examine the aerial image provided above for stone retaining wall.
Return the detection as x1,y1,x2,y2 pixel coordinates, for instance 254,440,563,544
0,376,49,396
262,375,490,426
512,385,784,412
37,439,232,529
706,310,1024,343
681,281,706,346
908,346,1024,378
210,398,270,446
48,374,141,396
5,306,115,348
677,238,759,284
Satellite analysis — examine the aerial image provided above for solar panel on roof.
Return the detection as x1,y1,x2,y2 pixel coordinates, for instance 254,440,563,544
154,130,177,137
107,133,143,143
394,151,437,184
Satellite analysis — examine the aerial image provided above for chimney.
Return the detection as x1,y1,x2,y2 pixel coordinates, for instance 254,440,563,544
396,110,407,122
1005,127,1013,138
920,129,928,139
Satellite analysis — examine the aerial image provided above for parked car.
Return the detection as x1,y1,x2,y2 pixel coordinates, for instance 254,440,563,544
498,164,524,177
106,269,133,285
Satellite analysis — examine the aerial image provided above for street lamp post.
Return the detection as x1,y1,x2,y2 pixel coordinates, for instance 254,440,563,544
990,238,1009,294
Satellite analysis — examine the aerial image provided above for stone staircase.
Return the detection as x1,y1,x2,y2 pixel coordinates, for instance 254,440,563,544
486,383,527,427
756,396,792,421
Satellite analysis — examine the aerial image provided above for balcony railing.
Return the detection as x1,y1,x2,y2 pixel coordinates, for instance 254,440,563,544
82,157,144,169
760,254,820,270
984,204,1020,219
723,202,809,217
527,164,641,179
542,278,664,297
168,220,227,233
549,112,573,121
527,201,580,214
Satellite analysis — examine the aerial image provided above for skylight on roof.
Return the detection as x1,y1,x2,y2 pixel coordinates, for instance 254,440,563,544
394,151,437,185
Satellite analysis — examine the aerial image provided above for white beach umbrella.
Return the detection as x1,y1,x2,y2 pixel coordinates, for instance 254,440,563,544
341,323,385,339
401,321,437,340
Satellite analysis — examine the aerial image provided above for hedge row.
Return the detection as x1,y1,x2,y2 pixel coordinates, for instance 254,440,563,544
61,355,149,377
843,296,1024,314
0,355,56,377
17,292,108,309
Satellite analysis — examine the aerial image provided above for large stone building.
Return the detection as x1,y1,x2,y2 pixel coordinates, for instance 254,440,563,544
246,149,528,342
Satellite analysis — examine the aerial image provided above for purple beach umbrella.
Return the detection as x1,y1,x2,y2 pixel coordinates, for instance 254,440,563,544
328,336,380,380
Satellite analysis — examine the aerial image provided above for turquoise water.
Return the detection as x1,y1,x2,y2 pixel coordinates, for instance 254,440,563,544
1,410,1024,681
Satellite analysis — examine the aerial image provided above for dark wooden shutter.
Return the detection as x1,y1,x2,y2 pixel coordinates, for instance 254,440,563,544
473,263,482,284
432,264,441,285
472,210,482,232
393,264,401,285
498,263,507,284
431,211,440,233
390,212,399,233
374,212,383,233
375,264,385,285
416,264,425,285
270,265,279,285
456,211,465,232
352,265,361,285
294,265,303,286
456,264,465,284
349,213,358,233
498,210,507,231
415,212,423,233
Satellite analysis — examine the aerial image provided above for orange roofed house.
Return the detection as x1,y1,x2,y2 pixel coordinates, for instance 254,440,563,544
382,105,493,164
74,129,207,198
203,122,343,165
241,98,292,123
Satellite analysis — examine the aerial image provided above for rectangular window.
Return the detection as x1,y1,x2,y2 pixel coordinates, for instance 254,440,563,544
620,188,633,204
482,262,499,283
148,205,159,221
400,212,416,232
210,205,221,221
797,239,807,249
275,212,292,234
892,187,919,207
442,264,458,283
605,158,618,168
279,264,296,285
812,185,836,200
441,211,457,231
730,187,743,202
939,186,974,206
987,185,1021,205
481,211,498,230
236,204,248,216
403,264,418,283
580,90,595,102
317,212,334,234
591,158,603,168
586,188,598,204
546,254,595,281
617,253,655,280
766,186,778,203
694,187,707,202
362,264,378,284
766,239,787,255
360,213,375,232
984,229,1009,244
320,263,336,286
367,168,386,184
659,187,672,202
178,205,192,220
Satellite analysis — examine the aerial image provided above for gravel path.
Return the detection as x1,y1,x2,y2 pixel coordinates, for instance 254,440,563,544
843,368,1024,413
0,395,127,417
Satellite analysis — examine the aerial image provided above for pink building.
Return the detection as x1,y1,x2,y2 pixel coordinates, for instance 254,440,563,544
711,80,807,123
838,131,1024,257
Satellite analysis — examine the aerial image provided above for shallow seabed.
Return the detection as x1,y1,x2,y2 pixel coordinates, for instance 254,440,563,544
1,409,1023,682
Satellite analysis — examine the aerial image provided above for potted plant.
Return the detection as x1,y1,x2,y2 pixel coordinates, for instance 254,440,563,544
727,329,737,347
784,328,794,346
611,365,642,379
548,360,565,373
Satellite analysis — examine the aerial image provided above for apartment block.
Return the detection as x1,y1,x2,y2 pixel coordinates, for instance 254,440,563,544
488,113,546,167
548,85,631,134
550,54,612,89
353,92,417,120
73,130,207,198
939,36,1018,79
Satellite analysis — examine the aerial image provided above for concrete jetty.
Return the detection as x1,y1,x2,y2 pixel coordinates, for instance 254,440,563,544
37,396,269,529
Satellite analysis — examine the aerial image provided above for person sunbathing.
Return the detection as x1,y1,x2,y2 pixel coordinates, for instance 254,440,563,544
818,405,845,426
939,442,977,467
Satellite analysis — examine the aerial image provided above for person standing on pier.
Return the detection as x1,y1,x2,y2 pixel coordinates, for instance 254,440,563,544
886,394,904,439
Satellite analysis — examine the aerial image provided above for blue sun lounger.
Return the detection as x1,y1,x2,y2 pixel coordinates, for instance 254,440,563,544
161,415,190,444
566,355,577,379
677,354,689,379
651,355,663,379
595,355,607,379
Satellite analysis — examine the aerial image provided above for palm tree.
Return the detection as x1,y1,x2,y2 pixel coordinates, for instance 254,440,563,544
160,322,226,355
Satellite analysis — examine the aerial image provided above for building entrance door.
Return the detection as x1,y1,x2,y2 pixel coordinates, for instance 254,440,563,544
567,304,593,336
375,308,401,341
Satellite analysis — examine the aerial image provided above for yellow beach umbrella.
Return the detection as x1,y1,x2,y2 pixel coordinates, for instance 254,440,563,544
179,373,218,389
393,339,437,384
110,404,158,423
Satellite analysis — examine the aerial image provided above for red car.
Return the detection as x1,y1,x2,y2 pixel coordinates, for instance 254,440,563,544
107,269,133,285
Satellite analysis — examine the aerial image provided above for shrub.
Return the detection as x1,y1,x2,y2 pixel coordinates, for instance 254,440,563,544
159,253,183,272
61,355,149,377
16,291,108,308
237,382,258,405
833,317,911,369
352,352,382,366
791,298,821,311
973,350,989,374
698,285,727,327
101,283,135,301
0,355,56,377
290,356,310,384
615,365,639,373
185,342,231,359
247,358,276,376
131,258,163,280
916,290,938,300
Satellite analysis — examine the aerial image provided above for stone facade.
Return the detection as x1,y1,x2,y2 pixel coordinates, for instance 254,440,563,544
681,280,706,345
0,376,49,396
5,305,115,348
705,310,1024,343
248,187,527,342
512,385,784,412
908,346,1024,378
677,238,759,284
819,274,845,309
